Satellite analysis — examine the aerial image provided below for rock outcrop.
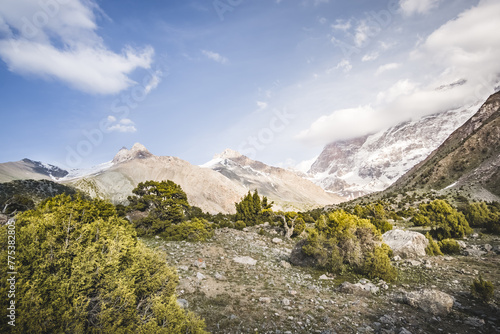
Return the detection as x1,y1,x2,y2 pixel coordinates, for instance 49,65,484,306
382,229,428,258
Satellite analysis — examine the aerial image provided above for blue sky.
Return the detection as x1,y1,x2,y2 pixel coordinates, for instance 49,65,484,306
1,0,499,170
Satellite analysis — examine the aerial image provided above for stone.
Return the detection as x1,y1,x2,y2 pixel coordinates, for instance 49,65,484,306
338,282,376,296
399,328,412,334
464,317,485,327
457,240,467,249
178,265,189,271
272,238,283,244
196,272,206,280
483,244,492,252
402,289,454,316
215,272,227,281
382,229,428,258
464,248,486,257
233,256,257,266
393,255,402,261
177,298,189,308
259,297,272,303
405,259,422,266
282,298,290,306
193,259,207,269
281,260,291,269
319,274,334,280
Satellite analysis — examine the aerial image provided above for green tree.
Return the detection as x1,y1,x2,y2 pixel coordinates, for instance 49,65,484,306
128,180,190,235
418,200,472,240
235,190,272,226
300,210,396,281
0,195,206,333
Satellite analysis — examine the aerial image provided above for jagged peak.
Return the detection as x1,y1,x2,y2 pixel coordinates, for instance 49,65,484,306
213,148,243,160
112,143,153,164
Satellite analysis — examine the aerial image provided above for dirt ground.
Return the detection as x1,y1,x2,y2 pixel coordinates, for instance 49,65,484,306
142,225,500,334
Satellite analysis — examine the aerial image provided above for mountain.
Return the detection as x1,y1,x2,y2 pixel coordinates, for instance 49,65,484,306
201,149,344,211
0,158,68,183
307,103,480,199
387,90,500,200
62,144,248,214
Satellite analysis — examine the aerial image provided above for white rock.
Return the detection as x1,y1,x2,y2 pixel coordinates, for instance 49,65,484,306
319,274,334,280
233,256,257,266
196,272,206,280
282,298,290,306
382,229,428,258
272,238,283,244
403,289,454,316
259,297,271,303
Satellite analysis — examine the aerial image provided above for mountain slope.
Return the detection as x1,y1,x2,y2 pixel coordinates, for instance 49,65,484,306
201,149,344,211
388,91,500,199
308,103,479,198
0,159,68,183
63,144,248,214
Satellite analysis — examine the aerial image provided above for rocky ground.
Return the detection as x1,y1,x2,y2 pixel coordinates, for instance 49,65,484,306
142,225,500,334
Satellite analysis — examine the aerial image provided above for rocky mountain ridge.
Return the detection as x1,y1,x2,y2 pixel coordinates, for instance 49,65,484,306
387,90,500,200
308,103,480,199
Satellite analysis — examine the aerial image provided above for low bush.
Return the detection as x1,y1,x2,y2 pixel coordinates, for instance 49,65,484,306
438,238,461,254
162,218,214,241
371,219,393,234
298,210,397,281
234,220,246,230
471,275,495,302
424,232,443,256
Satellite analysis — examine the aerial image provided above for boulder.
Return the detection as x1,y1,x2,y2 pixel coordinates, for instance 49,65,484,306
233,256,257,266
289,239,318,267
382,229,428,258
272,238,282,244
338,282,378,295
177,299,189,309
402,289,454,316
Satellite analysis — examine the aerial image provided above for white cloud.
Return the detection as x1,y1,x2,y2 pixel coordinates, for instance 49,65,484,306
143,70,163,95
332,59,352,73
107,118,137,133
361,51,379,62
331,19,351,31
257,101,268,110
201,50,228,64
376,79,417,104
297,105,386,145
375,63,401,75
400,0,441,15
0,0,154,94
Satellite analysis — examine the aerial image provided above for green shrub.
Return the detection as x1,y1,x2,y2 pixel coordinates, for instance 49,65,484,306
471,275,495,302
424,232,443,256
438,238,461,254
411,213,431,226
299,210,397,281
419,200,472,240
0,195,207,333
162,218,214,241
371,219,393,234
234,220,246,230
292,217,306,237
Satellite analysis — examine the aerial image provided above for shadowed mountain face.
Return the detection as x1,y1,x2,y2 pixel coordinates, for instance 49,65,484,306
0,159,68,183
388,90,500,200
307,103,480,199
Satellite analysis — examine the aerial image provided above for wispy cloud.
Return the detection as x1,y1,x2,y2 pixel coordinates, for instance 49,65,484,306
375,63,401,76
400,0,441,16
201,50,228,64
143,70,163,95
106,116,137,133
0,0,154,95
